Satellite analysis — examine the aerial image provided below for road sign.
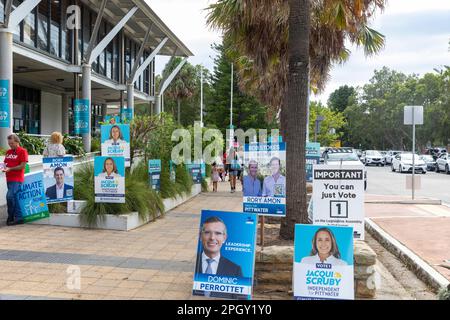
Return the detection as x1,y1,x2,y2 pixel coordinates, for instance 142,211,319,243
404,105,423,125
312,164,365,240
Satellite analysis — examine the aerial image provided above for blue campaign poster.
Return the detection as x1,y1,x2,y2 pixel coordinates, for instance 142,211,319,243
148,159,161,192
120,107,133,123
306,142,321,182
74,99,90,134
192,210,258,300
0,79,10,128
186,163,202,184
101,124,131,167
294,224,354,300
104,115,121,125
201,162,206,178
43,157,74,204
243,142,286,216
17,172,50,222
94,156,125,203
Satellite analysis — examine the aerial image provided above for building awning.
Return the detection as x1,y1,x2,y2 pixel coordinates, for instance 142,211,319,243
81,0,193,57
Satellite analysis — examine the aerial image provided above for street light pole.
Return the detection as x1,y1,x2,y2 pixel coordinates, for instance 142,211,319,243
200,66,203,127
230,62,234,148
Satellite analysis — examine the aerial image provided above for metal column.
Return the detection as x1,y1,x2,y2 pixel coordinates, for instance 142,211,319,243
61,94,70,134
0,29,13,150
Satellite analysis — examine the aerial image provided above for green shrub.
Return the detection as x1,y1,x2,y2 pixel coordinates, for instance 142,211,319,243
73,163,164,227
48,202,67,213
201,178,209,192
91,137,101,152
160,162,184,199
63,135,85,156
439,284,450,300
17,132,45,155
176,164,193,196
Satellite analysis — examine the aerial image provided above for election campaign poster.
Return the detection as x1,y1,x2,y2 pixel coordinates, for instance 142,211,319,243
312,164,365,240
0,79,11,128
120,107,133,123
43,157,74,204
101,124,131,167
192,210,258,300
17,172,49,222
186,163,202,184
104,115,121,125
94,156,125,203
306,142,321,182
294,224,354,300
148,159,161,192
243,142,286,216
169,160,176,182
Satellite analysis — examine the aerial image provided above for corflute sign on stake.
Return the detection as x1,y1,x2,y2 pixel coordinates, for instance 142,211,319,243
312,164,365,240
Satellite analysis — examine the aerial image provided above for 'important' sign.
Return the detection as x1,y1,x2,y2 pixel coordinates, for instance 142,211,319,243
312,165,365,240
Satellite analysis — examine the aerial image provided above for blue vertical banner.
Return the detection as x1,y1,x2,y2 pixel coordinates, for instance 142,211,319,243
148,159,161,192
186,163,202,184
74,99,90,134
306,142,321,182
121,107,133,124
0,79,10,128
17,172,50,222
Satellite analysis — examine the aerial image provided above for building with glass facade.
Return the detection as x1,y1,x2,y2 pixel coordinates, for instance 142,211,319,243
0,0,192,148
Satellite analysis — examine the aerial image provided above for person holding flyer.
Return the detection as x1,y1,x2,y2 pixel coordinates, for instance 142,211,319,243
262,156,286,197
301,228,348,266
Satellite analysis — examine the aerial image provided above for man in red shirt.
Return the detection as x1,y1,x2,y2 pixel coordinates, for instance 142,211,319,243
1,134,28,225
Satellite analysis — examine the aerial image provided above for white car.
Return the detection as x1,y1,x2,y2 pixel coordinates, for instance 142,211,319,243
385,150,402,164
324,148,367,190
361,150,385,166
436,153,450,174
391,153,427,174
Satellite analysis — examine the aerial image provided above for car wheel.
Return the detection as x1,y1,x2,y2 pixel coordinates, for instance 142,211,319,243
391,165,395,172
446,165,450,175
436,165,440,173
399,165,402,173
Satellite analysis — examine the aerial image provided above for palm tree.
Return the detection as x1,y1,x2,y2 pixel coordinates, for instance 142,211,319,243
161,57,197,123
206,0,386,239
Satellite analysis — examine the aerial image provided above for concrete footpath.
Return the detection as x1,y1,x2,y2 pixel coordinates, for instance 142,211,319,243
365,194,450,291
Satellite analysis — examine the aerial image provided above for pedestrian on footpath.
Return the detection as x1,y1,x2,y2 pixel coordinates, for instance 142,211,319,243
43,131,66,158
211,162,220,192
228,139,240,193
1,134,29,226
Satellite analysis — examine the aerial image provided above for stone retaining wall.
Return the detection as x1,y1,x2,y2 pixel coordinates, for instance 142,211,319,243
255,241,378,299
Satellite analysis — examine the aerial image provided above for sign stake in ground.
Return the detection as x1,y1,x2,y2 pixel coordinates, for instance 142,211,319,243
404,106,423,200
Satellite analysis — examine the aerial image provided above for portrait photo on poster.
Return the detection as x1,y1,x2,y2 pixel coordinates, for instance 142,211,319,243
243,142,286,216
192,210,258,300
43,157,74,204
101,124,131,167
293,224,354,300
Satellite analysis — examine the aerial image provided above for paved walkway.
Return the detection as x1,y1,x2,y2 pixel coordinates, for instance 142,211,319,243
365,194,450,283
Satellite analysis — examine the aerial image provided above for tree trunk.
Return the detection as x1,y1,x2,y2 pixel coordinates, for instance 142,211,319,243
280,0,311,240
177,98,181,124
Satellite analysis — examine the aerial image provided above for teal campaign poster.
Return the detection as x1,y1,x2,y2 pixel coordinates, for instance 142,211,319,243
0,79,10,128
94,156,125,203
148,159,161,192
294,224,354,300
74,99,90,134
101,124,131,167
186,163,202,184
121,107,133,123
104,115,121,125
192,210,258,300
17,172,50,222
243,142,286,216
306,142,321,182
43,157,74,204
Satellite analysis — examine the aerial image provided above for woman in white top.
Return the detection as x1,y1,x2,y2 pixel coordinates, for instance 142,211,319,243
97,157,122,179
301,228,347,266
43,132,66,157
103,125,126,145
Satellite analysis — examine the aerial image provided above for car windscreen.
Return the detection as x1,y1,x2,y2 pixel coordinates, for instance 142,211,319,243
366,151,382,157
402,154,420,161
420,155,433,161
327,153,359,161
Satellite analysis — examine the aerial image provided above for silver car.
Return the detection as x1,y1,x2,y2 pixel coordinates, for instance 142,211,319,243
436,153,450,174
391,153,427,174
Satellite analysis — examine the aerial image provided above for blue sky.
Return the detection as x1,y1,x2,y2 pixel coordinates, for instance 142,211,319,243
148,0,450,103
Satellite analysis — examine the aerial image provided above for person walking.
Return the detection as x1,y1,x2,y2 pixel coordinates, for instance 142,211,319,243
228,143,240,193
1,134,29,225
211,162,220,192
43,132,66,157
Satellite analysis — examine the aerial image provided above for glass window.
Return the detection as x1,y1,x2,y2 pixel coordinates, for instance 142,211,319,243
49,0,60,57
23,7,36,46
82,5,90,60
37,1,49,51
12,0,22,41
12,84,41,134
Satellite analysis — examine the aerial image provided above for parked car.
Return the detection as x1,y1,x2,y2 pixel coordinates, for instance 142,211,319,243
324,148,367,190
361,150,385,166
436,153,450,174
419,155,436,171
385,150,403,164
391,153,427,174
424,147,448,161
380,151,388,163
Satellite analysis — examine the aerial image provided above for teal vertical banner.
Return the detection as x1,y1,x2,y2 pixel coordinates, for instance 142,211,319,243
121,107,133,124
148,159,162,192
0,79,10,128
306,142,321,182
74,99,90,134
